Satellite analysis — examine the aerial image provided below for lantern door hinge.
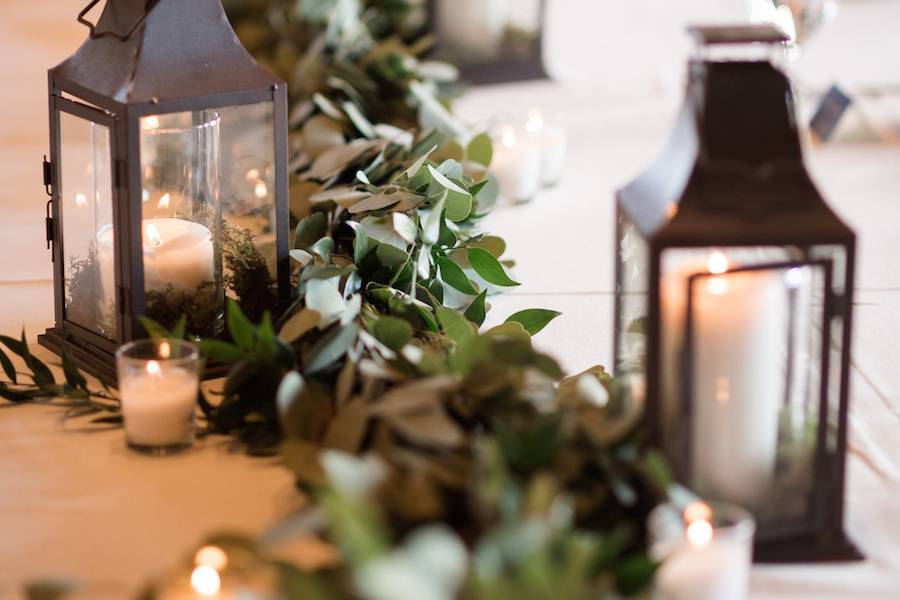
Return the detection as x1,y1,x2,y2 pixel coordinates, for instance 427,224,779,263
117,285,130,316
44,199,55,254
114,160,127,190
42,155,53,196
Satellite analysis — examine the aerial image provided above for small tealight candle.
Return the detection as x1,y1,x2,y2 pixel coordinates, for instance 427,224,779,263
648,501,755,600
116,338,200,454
524,109,568,187
490,126,541,204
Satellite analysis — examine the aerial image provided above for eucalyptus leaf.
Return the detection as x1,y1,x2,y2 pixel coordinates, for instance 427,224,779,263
463,290,488,327
304,323,359,375
468,247,520,287
372,317,413,352
436,306,476,345
279,309,322,343
436,256,478,295
295,212,329,250
505,309,561,336
466,132,493,167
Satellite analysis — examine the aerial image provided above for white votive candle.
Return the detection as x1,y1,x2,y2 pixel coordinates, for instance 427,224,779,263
116,339,200,454
524,110,567,186
649,501,755,600
491,126,541,204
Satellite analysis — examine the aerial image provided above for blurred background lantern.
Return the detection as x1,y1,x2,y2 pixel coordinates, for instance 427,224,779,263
39,0,289,383
614,25,860,562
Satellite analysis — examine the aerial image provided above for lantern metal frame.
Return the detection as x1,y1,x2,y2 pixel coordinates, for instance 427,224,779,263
613,25,860,562
39,0,290,384
425,0,548,84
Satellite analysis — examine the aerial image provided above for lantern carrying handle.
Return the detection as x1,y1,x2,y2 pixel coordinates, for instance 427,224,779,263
77,0,162,41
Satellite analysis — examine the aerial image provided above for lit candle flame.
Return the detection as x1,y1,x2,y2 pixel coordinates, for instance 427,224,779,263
525,109,544,133
684,501,714,547
146,360,162,376
501,126,517,148
142,115,160,130
142,189,151,203
707,251,729,275
75,193,88,208
254,180,268,199
158,341,171,359
145,223,163,248
245,168,260,181
190,565,221,596
195,545,228,571
157,193,170,210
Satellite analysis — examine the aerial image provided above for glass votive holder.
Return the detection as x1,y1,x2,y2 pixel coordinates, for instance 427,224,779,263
523,109,567,187
115,338,200,455
648,500,755,600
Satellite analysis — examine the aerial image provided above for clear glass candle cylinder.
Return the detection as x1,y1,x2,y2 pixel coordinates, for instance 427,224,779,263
648,501,755,600
137,110,223,337
116,338,200,455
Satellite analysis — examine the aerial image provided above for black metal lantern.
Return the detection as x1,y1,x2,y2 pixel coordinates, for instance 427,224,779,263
39,0,289,383
427,0,547,84
613,25,860,562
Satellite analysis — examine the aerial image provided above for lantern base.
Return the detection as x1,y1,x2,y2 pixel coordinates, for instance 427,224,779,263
39,326,230,388
39,327,119,386
754,531,863,563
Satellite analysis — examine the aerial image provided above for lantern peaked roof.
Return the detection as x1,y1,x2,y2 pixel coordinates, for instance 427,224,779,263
51,0,280,105
617,25,854,246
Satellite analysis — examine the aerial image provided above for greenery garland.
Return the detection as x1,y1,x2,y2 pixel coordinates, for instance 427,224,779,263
1,1,681,598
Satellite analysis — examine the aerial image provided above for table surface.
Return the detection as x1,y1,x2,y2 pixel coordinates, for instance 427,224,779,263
2,1,900,598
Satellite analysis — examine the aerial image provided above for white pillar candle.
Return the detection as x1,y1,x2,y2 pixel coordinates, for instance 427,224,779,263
651,502,754,600
120,361,198,448
437,0,509,58
524,110,568,186
97,217,215,296
661,252,785,508
491,126,541,204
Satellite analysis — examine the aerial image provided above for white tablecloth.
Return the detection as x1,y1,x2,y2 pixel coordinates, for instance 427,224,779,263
2,1,900,598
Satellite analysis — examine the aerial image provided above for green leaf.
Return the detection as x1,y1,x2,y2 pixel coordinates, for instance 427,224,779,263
343,101,376,138
310,236,335,261
304,323,359,375
19,331,54,388
427,165,472,222
615,554,658,596
420,193,446,246
199,340,246,364
639,449,674,495
468,247,520,286
466,132,493,166
170,315,187,340
463,290,488,327
61,353,87,390
404,144,437,179
347,221,371,263
436,306,475,345
505,309,561,336
137,316,169,340
372,317,414,352
0,346,16,384
227,300,256,352
437,159,463,179
436,256,478,295
294,212,328,250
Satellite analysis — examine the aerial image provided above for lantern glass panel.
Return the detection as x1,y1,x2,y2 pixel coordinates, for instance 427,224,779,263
615,211,650,390
661,246,830,531
217,102,277,282
59,111,117,339
139,110,223,337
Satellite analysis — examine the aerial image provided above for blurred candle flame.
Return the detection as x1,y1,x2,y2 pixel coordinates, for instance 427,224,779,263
190,565,221,596
245,168,260,181
146,223,163,248
254,180,268,199
157,193,170,210
195,545,228,571
75,193,88,208
142,115,160,130
525,109,544,133
684,501,714,547
146,360,162,376
501,126,517,148
707,251,729,275
158,341,171,359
